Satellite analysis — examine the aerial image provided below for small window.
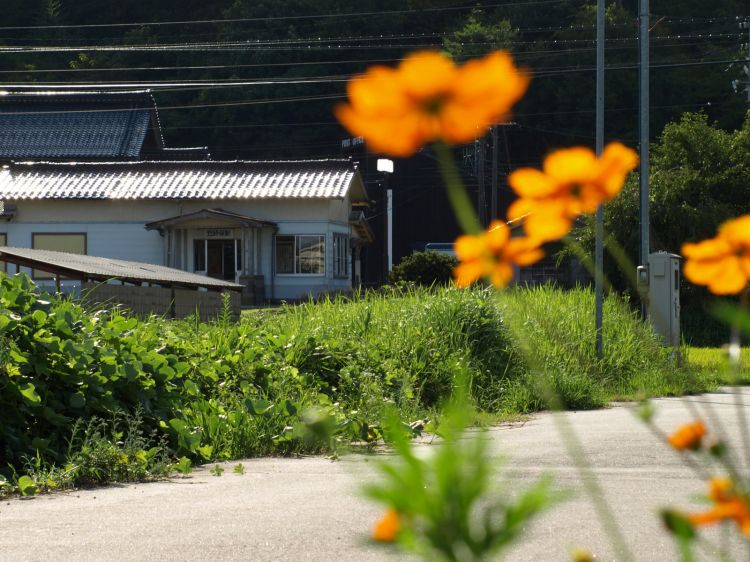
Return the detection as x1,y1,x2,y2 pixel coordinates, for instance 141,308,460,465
32,233,86,279
333,234,349,278
275,235,325,275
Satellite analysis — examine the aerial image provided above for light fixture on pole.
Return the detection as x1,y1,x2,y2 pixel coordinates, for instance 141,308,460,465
377,159,395,277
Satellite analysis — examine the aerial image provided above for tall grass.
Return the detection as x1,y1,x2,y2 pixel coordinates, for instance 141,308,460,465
245,285,711,417
496,286,707,411
3,281,715,487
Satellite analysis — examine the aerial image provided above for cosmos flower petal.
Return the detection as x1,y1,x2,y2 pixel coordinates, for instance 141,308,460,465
398,51,456,101
489,262,514,288
455,234,485,260
454,260,487,287
335,50,527,156
523,209,573,241
683,216,750,295
543,147,597,185
485,221,511,252
708,259,748,295
508,168,559,198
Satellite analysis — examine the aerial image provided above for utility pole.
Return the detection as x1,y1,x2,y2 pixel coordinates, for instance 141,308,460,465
639,0,650,285
742,18,750,103
595,0,605,359
491,126,499,221
476,137,486,227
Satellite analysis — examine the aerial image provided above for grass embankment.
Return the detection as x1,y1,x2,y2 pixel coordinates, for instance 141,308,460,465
0,275,711,494
684,347,750,384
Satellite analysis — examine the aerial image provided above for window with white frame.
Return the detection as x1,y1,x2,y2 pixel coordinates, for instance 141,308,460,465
333,234,348,278
275,235,325,275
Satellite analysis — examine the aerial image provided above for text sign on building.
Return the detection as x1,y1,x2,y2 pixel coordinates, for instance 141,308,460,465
198,228,235,238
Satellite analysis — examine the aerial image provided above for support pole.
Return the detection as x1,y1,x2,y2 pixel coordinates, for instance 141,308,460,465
639,0,650,280
491,126,499,221
595,0,605,359
387,188,393,272
477,137,486,227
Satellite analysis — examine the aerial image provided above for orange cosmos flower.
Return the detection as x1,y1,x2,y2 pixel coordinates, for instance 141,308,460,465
334,50,529,157
372,508,401,542
667,420,706,451
682,215,750,295
688,477,750,536
507,142,638,241
453,220,544,288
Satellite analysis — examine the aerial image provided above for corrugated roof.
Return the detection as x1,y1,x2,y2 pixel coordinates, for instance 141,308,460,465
0,160,362,201
0,246,242,291
0,91,158,159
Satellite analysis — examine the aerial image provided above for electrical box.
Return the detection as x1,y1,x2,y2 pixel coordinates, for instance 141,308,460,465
644,252,681,346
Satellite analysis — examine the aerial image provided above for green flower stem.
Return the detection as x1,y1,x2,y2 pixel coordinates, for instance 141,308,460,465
433,142,482,235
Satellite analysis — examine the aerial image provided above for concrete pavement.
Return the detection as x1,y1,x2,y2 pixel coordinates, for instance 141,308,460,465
3,390,750,561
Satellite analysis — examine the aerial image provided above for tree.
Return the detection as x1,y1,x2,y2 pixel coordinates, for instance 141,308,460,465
571,110,750,343
443,9,516,58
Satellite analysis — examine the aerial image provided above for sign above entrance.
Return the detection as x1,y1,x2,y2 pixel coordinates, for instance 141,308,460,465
198,228,236,238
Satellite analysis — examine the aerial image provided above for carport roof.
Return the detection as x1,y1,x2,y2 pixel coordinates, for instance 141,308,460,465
0,246,242,291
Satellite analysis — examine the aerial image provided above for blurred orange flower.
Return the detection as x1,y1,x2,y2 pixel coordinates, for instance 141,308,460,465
453,220,544,288
689,477,750,536
507,142,638,241
372,508,401,542
667,420,706,451
682,215,750,295
334,50,529,157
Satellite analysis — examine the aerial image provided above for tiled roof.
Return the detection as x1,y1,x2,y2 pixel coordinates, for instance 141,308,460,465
0,91,158,159
0,160,362,201
0,246,242,290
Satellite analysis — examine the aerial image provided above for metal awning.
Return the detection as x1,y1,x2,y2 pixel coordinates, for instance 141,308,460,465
0,246,242,291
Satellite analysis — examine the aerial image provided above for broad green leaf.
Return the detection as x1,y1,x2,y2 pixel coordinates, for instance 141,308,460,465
17,476,37,497
18,382,41,404
183,380,200,396
31,309,47,324
9,349,27,364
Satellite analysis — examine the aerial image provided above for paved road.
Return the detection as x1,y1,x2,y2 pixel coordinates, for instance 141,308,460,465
3,390,750,561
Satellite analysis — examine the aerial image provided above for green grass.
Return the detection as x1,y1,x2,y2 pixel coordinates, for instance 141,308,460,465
685,346,750,384
246,285,712,414
3,277,715,493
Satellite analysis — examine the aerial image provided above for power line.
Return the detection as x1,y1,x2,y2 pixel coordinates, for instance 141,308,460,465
0,0,569,31
0,30,740,54
2,56,742,93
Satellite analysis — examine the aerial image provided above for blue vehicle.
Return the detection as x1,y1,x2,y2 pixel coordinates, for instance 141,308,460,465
423,243,456,257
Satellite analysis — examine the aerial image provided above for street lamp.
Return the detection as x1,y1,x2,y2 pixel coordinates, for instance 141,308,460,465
377,159,394,278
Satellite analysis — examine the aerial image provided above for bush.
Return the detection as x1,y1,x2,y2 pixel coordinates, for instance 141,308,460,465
389,251,458,286
0,272,710,491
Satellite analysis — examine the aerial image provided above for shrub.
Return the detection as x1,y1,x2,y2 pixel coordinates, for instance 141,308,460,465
389,251,458,286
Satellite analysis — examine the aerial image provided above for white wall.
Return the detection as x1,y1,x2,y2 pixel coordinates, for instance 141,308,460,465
1,197,357,301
